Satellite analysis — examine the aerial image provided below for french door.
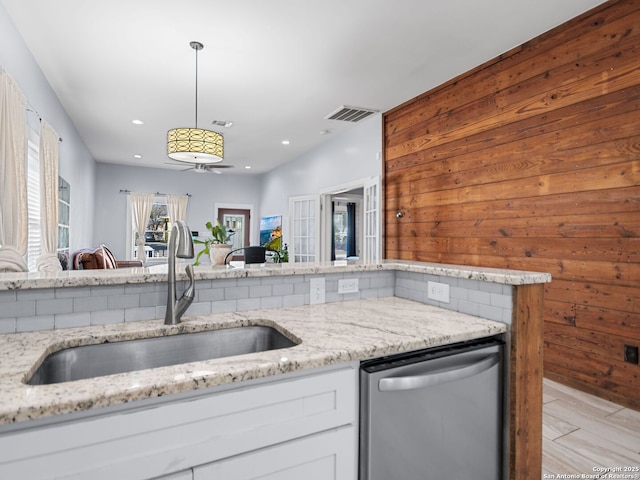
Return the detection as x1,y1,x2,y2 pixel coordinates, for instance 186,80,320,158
289,195,320,263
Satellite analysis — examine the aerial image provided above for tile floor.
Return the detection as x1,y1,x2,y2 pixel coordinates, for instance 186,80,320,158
542,378,640,479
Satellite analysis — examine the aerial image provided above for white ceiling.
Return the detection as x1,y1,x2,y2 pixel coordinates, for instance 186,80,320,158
3,0,606,175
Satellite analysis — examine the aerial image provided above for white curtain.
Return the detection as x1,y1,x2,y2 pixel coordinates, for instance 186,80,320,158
0,69,28,272
167,194,189,225
131,192,154,264
36,120,61,272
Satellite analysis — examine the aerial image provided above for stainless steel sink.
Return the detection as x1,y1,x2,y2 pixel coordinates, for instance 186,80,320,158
27,325,298,385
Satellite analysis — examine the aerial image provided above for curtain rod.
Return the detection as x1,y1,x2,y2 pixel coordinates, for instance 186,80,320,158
26,105,63,142
119,189,191,197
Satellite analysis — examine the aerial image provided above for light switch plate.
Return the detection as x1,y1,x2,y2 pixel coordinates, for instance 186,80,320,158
338,278,359,294
310,277,325,304
427,281,450,303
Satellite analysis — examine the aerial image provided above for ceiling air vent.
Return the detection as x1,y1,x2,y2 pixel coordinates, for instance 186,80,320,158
325,105,378,122
211,120,233,128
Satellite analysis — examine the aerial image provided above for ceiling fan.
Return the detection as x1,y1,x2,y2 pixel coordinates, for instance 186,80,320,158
165,162,234,174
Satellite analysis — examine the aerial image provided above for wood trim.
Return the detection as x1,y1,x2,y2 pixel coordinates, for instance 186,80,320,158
510,283,544,480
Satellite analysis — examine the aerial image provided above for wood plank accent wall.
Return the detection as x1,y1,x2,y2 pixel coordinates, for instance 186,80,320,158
384,0,640,412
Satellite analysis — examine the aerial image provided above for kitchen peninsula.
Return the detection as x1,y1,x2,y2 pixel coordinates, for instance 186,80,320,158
0,261,550,480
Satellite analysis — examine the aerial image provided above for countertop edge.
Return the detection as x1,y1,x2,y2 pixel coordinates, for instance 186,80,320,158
0,260,552,291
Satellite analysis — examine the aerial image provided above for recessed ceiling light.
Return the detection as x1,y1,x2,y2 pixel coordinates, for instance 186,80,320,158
244,166,252,169
133,154,143,159
132,119,144,125
281,140,290,145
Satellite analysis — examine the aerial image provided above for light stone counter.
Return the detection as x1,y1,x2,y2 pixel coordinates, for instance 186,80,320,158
0,259,551,291
0,297,506,426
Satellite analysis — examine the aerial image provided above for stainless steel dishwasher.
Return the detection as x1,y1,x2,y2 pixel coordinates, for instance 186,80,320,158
360,336,504,480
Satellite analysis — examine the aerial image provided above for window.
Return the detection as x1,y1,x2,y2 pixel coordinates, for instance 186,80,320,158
57,177,70,255
26,132,41,271
131,198,170,262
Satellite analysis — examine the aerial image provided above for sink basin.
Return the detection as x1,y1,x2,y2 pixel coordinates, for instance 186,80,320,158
27,325,298,385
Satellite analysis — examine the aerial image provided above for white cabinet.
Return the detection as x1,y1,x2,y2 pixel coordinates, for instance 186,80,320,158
0,364,358,480
194,426,355,480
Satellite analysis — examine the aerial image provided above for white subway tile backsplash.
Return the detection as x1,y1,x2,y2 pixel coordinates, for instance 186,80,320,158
36,298,73,315
108,294,140,310
260,296,283,309
17,289,54,301
490,293,512,309
55,286,91,298
378,287,395,298
458,299,480,317
0,318,16,334
479,281,504,294
91,285,125,296
237,298,261,311
124,306,157,322
125,283,159,294
479,304,504,323
54,312,91,329
139,291,165,307
249,285,272,298
4,270,515,332
17,315,54,332
0,291,16,303
185,301,213,316
224,286,249,300
283,294,305,307
211,300,237,314
196,288,224,303
468,289,491,306
260,276,284,286
74,296,108,313
294,282,310,295
0,301,36,318
272,284,294,296
360,288,379,299
91,309,124,325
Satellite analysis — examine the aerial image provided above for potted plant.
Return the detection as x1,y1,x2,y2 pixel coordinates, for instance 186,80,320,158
193,220,235,266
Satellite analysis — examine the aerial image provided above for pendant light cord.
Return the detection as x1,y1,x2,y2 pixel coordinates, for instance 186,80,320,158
194,45,199,129
190,41,204,129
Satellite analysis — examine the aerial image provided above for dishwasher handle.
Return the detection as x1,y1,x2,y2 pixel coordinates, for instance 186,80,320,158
378,352,501,392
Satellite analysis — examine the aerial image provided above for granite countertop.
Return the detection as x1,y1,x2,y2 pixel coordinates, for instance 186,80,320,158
0,259,552,291
0,297,506,426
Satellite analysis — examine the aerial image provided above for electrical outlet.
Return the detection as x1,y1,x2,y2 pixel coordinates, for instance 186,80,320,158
624,344,639,365
338,278,359,294
427,281,450,303
310,277,325,305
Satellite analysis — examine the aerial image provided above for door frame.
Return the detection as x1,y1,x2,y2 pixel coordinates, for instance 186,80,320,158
214,203,256,246
319,176,381,263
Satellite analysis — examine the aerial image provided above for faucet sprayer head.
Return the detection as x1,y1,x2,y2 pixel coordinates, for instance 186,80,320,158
174,220,194,259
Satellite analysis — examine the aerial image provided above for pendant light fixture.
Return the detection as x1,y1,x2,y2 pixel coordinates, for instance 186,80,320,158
167,41,224,164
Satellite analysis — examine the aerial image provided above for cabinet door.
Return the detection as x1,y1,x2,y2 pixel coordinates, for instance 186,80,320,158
194,426,355,480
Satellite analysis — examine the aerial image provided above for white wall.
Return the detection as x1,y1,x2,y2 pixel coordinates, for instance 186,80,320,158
94,163,262,259
260,114,382,217
0,3,96,253
2,0,382,261
259,114,382,244
96,113,381,260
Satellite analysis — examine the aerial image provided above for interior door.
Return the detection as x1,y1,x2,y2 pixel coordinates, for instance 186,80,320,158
217,208,250,260
289,195,320,263
362,176,381,262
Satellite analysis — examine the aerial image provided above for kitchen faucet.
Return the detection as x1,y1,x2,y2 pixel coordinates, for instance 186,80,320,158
165,220,195,325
